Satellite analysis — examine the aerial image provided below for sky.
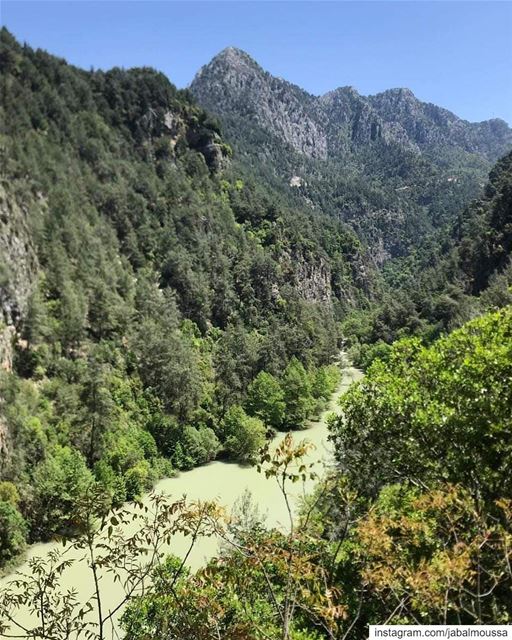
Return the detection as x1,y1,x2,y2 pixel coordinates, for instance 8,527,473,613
2,1,512,124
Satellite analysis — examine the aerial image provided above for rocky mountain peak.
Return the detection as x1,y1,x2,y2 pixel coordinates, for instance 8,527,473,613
377,87,417,100
204,46,261,74
190,50,512,162
190,47,328,159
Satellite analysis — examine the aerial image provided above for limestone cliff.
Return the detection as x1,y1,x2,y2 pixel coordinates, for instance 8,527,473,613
0,185,39,371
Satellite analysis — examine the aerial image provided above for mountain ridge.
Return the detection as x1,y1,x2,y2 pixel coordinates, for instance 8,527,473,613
190,47,511,261
190,47,511,161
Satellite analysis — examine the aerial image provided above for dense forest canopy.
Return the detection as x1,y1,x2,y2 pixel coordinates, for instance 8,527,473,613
121,306,512,637
0,27,366,558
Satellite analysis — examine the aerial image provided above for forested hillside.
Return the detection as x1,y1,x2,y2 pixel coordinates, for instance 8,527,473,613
16,305,501,639
341,149,512,366
191,47,511,262
0,28,371,561
0,23,511,640
120,306,512,636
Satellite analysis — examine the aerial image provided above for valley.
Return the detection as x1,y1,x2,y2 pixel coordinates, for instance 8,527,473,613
0,19,511,639
0,360,362,632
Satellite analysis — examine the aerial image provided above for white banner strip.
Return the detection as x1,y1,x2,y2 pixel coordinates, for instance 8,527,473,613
369,626,512,640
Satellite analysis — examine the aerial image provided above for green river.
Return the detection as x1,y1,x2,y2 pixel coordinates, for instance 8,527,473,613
0,360,362,637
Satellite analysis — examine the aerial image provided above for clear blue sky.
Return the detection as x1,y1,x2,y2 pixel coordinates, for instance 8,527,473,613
2,1,511,124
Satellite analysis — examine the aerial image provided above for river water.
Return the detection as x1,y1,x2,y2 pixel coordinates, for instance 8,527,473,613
0,361,362,637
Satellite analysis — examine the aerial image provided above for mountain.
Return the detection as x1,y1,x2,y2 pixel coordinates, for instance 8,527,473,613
191,48,512,261
0,29,511,565
0,29,378,555
1,30,512,635
191,47,511,162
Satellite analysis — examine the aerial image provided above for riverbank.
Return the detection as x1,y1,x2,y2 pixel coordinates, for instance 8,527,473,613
0,359,363,635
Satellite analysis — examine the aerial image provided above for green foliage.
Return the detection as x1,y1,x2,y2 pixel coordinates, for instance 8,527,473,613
0,481,20,506
310,364,340,400
0,502,27,566
280,358,314,430
246,370,286,429
180,425,221,467
222,405,267,463
331,306,512,500
30,445,95,539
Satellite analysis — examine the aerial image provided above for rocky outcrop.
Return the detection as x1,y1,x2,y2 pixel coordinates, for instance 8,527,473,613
0,185,39,369
191,48,328,159
190,49,512,163
161,109,230,171
369,89,512,159
0,416,9,470
295,254,332,302
185,127,230,172
278,248,332,303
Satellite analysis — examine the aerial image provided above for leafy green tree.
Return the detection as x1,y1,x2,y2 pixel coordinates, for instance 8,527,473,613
78,358,116,467
30,446,94,539
310,365,340,400
331,306,512,501
0,481,20,506
124,460,153,500
281,358,313,430
222,405,266,463
180,425,220,467
246,370,285,429
0,501,27,566
58,285,87,353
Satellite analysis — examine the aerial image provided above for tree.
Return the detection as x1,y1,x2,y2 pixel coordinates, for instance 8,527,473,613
310,365,340,401
0,481,20,506
222,405,266,463
331,306,512,501
246,371,285,429
58,285,87,353
134,319,205,421
78,357,115,467
280,358,313,430
30,446,94,539
0,502,27,567
180,425,220,467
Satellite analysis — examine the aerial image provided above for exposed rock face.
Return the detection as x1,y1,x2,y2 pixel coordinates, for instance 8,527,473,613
0,185,39,369
191,48,512,162
368,89,512,158
185,127,230,172
0,325,16,372
191,48,328,159
320,87,414,153
292,251,332,302
0,415,9,470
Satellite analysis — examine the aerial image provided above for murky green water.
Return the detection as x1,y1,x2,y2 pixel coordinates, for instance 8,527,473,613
0,363,362,637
